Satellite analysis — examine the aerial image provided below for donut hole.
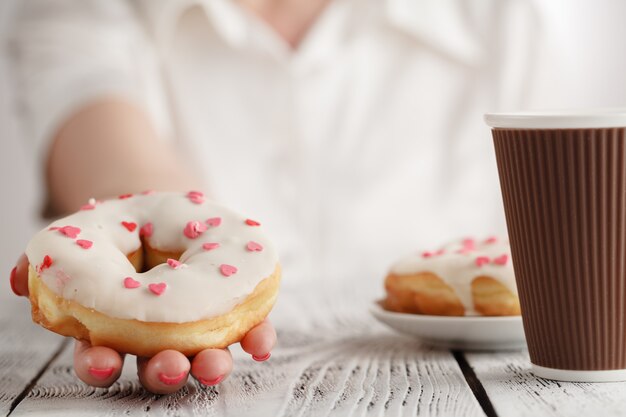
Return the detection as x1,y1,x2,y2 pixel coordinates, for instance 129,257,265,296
127,240,184,273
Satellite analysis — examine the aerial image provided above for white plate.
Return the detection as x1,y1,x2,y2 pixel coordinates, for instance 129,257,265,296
370,303,527,351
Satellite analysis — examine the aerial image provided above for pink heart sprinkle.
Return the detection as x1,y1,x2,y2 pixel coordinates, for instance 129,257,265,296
246,241,263,252
485,236,498,244
435,249,446,256
58,225,81,238
76,239,93,249
462,238,476,249
475,256,491,267
187,191,204,204
206,217,222,227
123,277,141,289
187,191,204,202
121,221,137,232
167,258,185,269
220,264,238,277
148,282,167,295
493,254,509,266
118,193,133,199
80,204,96,211
189,196,204,204
140,222,154,238
141,190,155,195
245,219,261,226
184,220,208,239
421,251,434,258
202,242,220,251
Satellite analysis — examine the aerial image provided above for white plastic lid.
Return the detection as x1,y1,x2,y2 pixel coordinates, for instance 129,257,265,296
484,108,626,129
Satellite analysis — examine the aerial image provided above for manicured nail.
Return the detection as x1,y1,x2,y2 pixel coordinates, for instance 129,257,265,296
252,353,271,362
88,367,114,380
10,267,19,296
158,371,187,385
198,374,224,386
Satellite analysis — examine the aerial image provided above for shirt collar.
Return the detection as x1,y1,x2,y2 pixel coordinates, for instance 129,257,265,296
147,0,485,68
383,0,485,66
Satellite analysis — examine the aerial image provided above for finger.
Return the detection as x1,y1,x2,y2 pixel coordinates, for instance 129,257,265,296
73,339,124,388
191,348,232,386
137,350,191,394
240,319,276,361
10,254,30,297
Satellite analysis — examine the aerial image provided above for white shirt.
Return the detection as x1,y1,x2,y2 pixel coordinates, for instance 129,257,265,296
7,0,626,290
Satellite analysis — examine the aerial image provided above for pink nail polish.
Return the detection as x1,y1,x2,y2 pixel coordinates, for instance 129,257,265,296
9,266,19,296
158,371,187,385
252,352,271,362
198,374,224,386
88,367,114,380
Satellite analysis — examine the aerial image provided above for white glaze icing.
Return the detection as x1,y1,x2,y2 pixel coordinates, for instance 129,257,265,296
390,237,516,315
25,192,279,323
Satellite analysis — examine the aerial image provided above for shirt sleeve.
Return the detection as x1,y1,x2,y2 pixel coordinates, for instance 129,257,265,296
5,0,172,197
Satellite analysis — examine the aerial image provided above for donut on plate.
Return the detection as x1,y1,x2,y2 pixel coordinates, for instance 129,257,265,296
383,237,520,316
25,191,280,357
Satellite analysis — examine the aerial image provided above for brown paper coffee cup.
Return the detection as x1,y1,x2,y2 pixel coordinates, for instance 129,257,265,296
486,109,626,382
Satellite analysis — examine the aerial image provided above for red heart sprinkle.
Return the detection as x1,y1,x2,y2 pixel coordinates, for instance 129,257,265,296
493,254,509,266
58,225,81,238
148,282,167,295
80,204,95,211
167,258,184,269
123,277,141,289
184,220,208,239
76,239,93,249
475,256,491,267
422,251,434,258
118,193,133,199
246,241,263,252
202,242,220,251
220,264,238,277
40,255,53,271
245,219,260,226
140,222,153,238
206,217,222,227
121,221,137,232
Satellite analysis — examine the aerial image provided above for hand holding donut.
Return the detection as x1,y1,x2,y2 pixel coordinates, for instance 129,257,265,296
10,192,281,394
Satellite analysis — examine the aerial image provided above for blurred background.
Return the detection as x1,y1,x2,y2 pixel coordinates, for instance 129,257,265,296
0,1,38,310
1,0,626,312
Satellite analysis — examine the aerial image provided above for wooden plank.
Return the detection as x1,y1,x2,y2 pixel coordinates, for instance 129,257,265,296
10,327,486,417
0,299,67,416
465,350,626,417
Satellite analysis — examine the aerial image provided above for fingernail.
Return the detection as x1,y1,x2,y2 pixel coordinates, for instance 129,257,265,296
198,374,224,386
158,371,187,385
10,267,19,296
252,352,271,362
88,367,114,380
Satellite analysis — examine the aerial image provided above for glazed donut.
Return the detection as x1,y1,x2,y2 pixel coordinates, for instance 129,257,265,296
383,237,520,316
25,191,281,357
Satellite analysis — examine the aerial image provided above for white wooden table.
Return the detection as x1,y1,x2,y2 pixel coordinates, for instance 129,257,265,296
2,285,626,417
